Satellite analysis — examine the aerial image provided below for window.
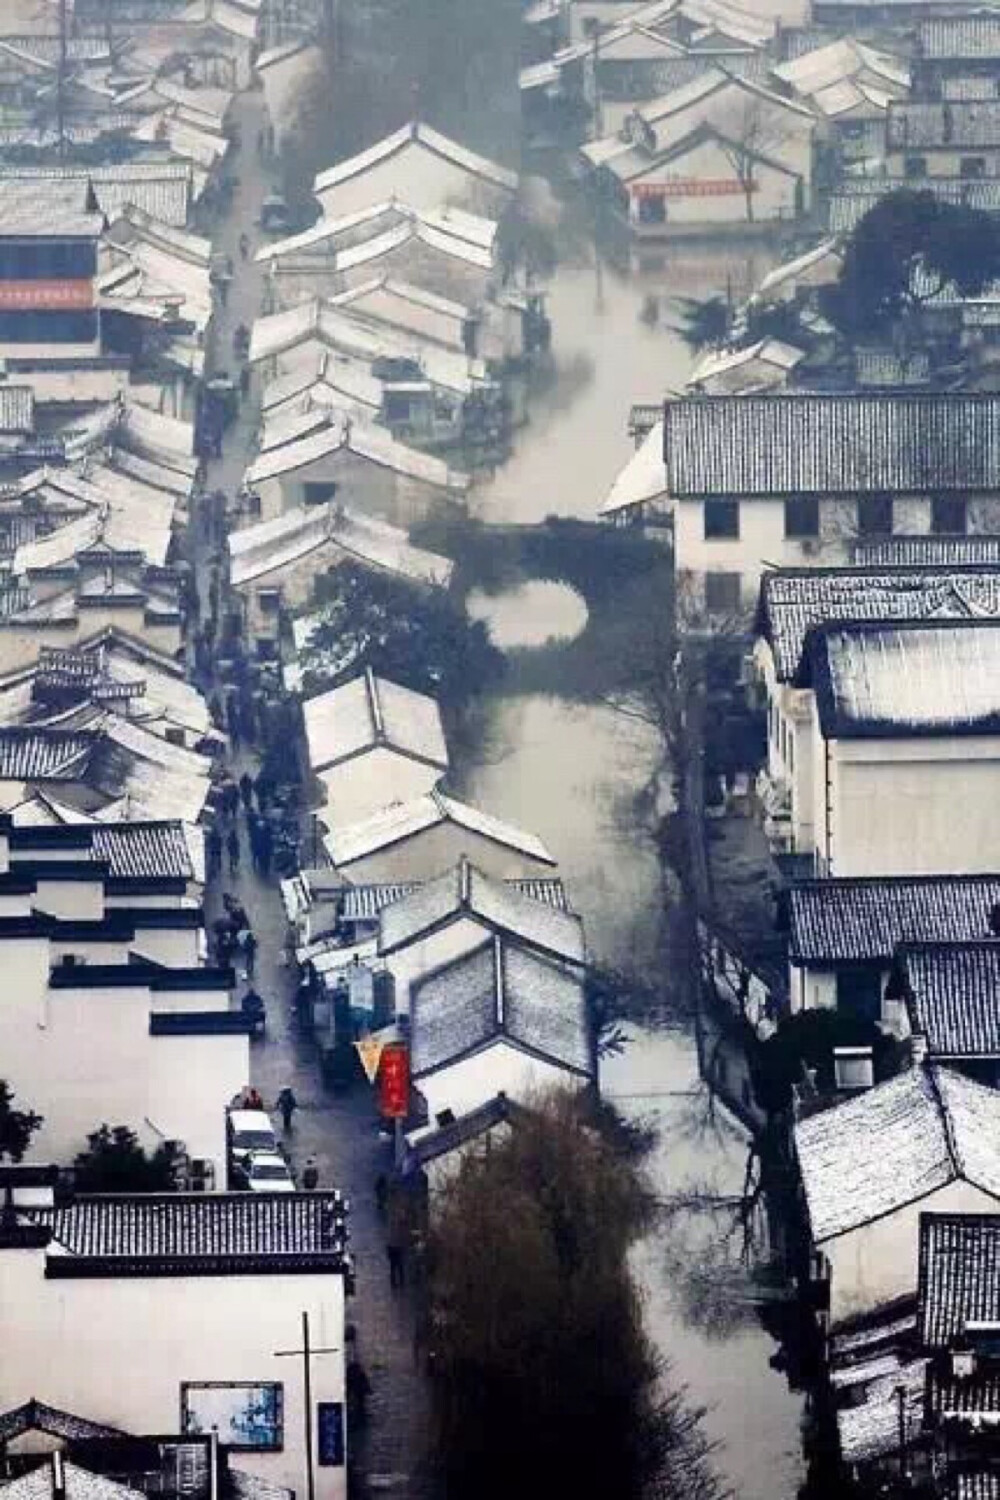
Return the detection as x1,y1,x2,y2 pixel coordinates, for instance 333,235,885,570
961,155,986,179
904,154,926,179
835,968,882,1022
181,1383,283,1451
257,588,282,617
703,499,739,539
164,727,186,747
784,496,819,539
383,391,412,423
0,309,98,344
857,493,893,537
256,637,278,661
833,1047,875,1091
705,571,741,614
932,494,967,534
637,193,666,225
303,481,338,505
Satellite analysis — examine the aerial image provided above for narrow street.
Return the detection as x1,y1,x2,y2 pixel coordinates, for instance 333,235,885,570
190,83,431,1499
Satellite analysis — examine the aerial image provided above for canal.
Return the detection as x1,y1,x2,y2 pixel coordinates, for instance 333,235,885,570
455,247,805,1500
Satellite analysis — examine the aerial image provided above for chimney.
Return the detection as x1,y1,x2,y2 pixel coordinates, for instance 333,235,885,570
52,1451,66,1500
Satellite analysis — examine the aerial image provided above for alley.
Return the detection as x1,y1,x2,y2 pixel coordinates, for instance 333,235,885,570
191,82,431,1500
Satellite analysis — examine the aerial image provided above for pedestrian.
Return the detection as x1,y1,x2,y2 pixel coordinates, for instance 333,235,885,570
239,232,250,260
302,1157,319,1191
275,1086,297,1130
226,696,241,753
239,771,255,811
375,1173,388,1215
243,928,257,977
258,819,273,878
239,365,251,398
386,1241,405,1290
257,128,265,157
255,769,273,810
206,823,222,880
226,824,240,875
244,1085,263,1110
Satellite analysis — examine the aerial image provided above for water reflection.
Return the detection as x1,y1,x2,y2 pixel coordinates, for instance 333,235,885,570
466,580,588,649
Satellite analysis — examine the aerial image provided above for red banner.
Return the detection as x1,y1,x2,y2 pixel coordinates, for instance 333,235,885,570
0,279,93,310
379,1043,409,1119
632,180,754,200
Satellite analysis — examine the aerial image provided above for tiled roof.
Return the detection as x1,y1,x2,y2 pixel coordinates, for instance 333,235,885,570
803,620,1000,739
897,940,1000,1057
788,876,1000,965
919,15,1000,59
0,165,192,229
759,568,1000,681
327,788,555,869
663,393,1000,497
0,728,94,781
852,536,1000,567
7,820,197,881
378,857,584,961
0,1462,144,1500
303,669,448,774
794,1066,1000,1243
829,179,1000,234
0,1403,121,1444
952,1474,1000,1500
410,934,592,1079
836,1359,927,1465
928,1365,1000,1421
918,1213,1000,1347
888,100,1000,148
313,121,517,197
0,385,34,435
21,1192,350,1274
406,1093,530,1166
0,180,105,237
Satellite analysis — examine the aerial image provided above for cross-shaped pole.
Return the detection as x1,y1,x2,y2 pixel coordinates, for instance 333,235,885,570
274,1311,341,1500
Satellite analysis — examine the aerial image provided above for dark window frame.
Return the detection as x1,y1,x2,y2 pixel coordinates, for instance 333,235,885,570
931,493,968,535
703,498,740,540
784,495,820,539
704,571,742,614
857,493,893,537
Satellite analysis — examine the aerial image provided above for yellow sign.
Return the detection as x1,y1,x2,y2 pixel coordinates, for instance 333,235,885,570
355,1033,384,1084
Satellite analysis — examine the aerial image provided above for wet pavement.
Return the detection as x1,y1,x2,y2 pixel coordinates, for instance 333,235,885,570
190,85,431,1497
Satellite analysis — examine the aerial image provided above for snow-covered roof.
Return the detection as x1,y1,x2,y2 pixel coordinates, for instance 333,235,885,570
788,875,1000,966
228,504,334,588
599,420,666,517
756,238,844,300
794,1065,1000,1243
326,787,556,869
379,855,584,960
247,411,469,491
758,567,1000,682
773,37,909,97
410,933,591,1079
0,1461,145,1500
687,337,804,395
803,619,1000,739
313,122,517,198
303,668,448,774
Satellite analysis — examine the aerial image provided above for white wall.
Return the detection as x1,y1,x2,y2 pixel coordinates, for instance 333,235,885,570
823,734,1000,876
313,142,512,220
0,1249,347,1500
418,1042,583,1122
628,138,805,229
0,943,246,1177
824,1177,1000,1326
386,913,488,1015
318,747,442,831
132,926,203,967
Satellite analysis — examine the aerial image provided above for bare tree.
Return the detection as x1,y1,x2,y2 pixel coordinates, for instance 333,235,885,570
715,98,793,226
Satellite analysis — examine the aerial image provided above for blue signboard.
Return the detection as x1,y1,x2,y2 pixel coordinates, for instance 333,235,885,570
317,1402,344,1467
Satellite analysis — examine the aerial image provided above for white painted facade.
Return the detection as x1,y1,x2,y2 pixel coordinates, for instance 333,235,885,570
806,715,1000,877
417,1042,584,1123
0,946,246,1174
313,140,513,221
619,133,804,231
0,1251,347,1500
674,491,1000,623
317,748,443,835
820,1177,1000,1327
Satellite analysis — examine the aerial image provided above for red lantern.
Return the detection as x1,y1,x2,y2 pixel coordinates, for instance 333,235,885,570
379,1043,409,1119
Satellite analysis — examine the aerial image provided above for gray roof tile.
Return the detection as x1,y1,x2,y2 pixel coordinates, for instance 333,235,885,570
897,940,1000,1057
918,1213,1000,1347
788,876,1000,965
888,99,1000,147
663,393,1000,498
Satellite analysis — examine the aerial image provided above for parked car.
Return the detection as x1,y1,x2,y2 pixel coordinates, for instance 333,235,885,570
227,1108,278,1174
244,1152,295,1193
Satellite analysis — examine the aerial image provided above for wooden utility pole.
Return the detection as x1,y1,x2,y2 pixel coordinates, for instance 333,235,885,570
274,1311,342,1500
